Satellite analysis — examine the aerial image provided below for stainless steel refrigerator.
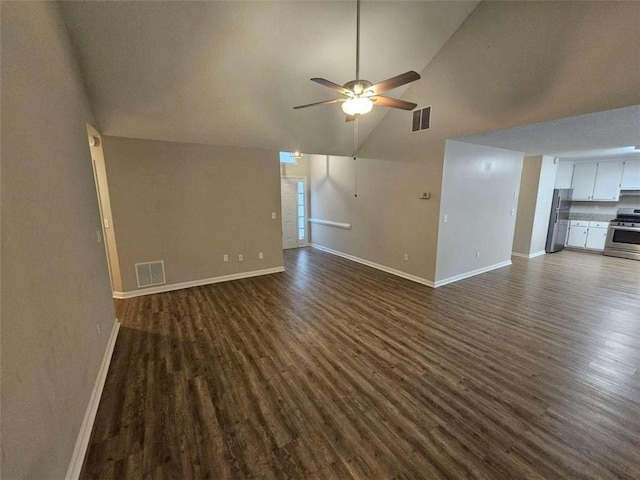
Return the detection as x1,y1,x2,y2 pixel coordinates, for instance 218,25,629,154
545,189,572,253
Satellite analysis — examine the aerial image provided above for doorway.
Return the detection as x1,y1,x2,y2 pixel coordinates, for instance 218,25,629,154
281,176,308,249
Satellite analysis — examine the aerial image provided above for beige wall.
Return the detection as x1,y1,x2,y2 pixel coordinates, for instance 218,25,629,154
102,136,283,293
309,153,427,276
529,156,558,254
313,1,640,282
513,156,562,256
1,3,116,478
513,156,544,255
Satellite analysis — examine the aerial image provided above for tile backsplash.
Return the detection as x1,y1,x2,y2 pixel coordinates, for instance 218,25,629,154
569,194,640,221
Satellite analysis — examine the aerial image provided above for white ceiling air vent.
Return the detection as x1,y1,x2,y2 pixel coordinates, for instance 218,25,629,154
135,260,166,288
411,106,431,133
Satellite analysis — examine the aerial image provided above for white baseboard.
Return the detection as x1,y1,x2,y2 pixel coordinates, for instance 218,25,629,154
310,243,435,288
66,318,120,480
512,250,546,259
434,260,512,288
112,266,285,299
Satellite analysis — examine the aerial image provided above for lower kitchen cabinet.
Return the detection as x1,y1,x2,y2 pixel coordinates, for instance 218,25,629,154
567,225,588,248
585,227,608,250
567,221,609,251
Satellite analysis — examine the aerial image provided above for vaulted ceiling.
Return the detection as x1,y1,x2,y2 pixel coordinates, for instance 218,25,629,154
60,1,479,156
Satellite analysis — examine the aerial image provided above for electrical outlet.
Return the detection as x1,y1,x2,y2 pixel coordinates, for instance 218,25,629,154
511,209,515,216
223,254,229,262
403,253,409,261
443,214,448,223
259,252,264,259
238,254,243,261
96,324,101,337
476,251,480,259
271,212,277,219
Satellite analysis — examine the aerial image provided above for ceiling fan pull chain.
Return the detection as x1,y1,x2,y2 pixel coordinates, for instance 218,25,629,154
354,117,359,198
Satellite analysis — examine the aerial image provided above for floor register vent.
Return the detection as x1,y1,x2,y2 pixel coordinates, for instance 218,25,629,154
135,260,166,288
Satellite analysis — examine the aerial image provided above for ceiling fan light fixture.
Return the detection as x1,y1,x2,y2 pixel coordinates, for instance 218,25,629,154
341,96,373,116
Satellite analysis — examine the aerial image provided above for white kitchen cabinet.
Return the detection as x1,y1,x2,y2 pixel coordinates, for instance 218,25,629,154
621,159,640,189
592,161,624,200
567,225,588,248
571,163,597,200
571,161,624,201
555,161,574,188
585,222,609,250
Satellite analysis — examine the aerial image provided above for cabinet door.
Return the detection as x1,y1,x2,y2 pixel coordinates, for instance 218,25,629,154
567,226,588,248
571,163,597,200
621,159,640,189
592,161,624,201
555,162,574,189
585,227,608,250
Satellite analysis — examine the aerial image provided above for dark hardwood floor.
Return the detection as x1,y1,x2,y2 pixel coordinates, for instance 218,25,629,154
81,248,640,479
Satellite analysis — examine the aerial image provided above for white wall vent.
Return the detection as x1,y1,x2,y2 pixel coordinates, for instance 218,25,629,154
411,106,431,133
135,260,166,288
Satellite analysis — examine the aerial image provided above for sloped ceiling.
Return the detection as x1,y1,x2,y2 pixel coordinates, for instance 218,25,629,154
60,0,478,156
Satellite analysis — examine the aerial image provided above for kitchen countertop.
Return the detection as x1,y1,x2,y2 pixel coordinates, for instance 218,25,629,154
568,213,614,222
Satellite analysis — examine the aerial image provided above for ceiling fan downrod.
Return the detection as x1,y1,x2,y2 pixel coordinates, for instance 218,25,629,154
355,0,361,82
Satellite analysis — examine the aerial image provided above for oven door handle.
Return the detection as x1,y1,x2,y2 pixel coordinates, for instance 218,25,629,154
610,226,640,232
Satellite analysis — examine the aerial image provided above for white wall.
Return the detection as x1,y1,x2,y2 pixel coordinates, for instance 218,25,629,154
1,3,116,477
435,141,523,283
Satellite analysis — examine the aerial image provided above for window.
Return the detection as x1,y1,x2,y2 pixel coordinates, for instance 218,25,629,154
279,151,298,165
297,181,305,241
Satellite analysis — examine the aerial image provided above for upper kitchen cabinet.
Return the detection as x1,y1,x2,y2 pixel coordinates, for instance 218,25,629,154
570,161,624,201
571,163,598,200
554,161,574,188
621,159,640,189
592,161,624,200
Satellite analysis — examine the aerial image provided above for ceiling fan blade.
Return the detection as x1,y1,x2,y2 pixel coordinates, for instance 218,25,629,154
372,96,417,111
311,78,352,96
367,71,420,96
293,98,344,110
345,115,356,122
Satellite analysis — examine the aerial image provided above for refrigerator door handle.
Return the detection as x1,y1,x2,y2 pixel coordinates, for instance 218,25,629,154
557,196,561,209
555,211,559,224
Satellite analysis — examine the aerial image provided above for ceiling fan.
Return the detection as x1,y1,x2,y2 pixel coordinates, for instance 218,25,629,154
293,0,421,121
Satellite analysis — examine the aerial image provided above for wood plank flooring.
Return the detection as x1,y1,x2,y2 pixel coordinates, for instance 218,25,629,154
81,248,640,479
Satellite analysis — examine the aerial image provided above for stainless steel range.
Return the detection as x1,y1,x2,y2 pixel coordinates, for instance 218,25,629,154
604,208,640,260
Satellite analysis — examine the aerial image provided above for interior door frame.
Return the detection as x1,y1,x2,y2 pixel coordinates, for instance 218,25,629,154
86,123,122,294
281,175,308,248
